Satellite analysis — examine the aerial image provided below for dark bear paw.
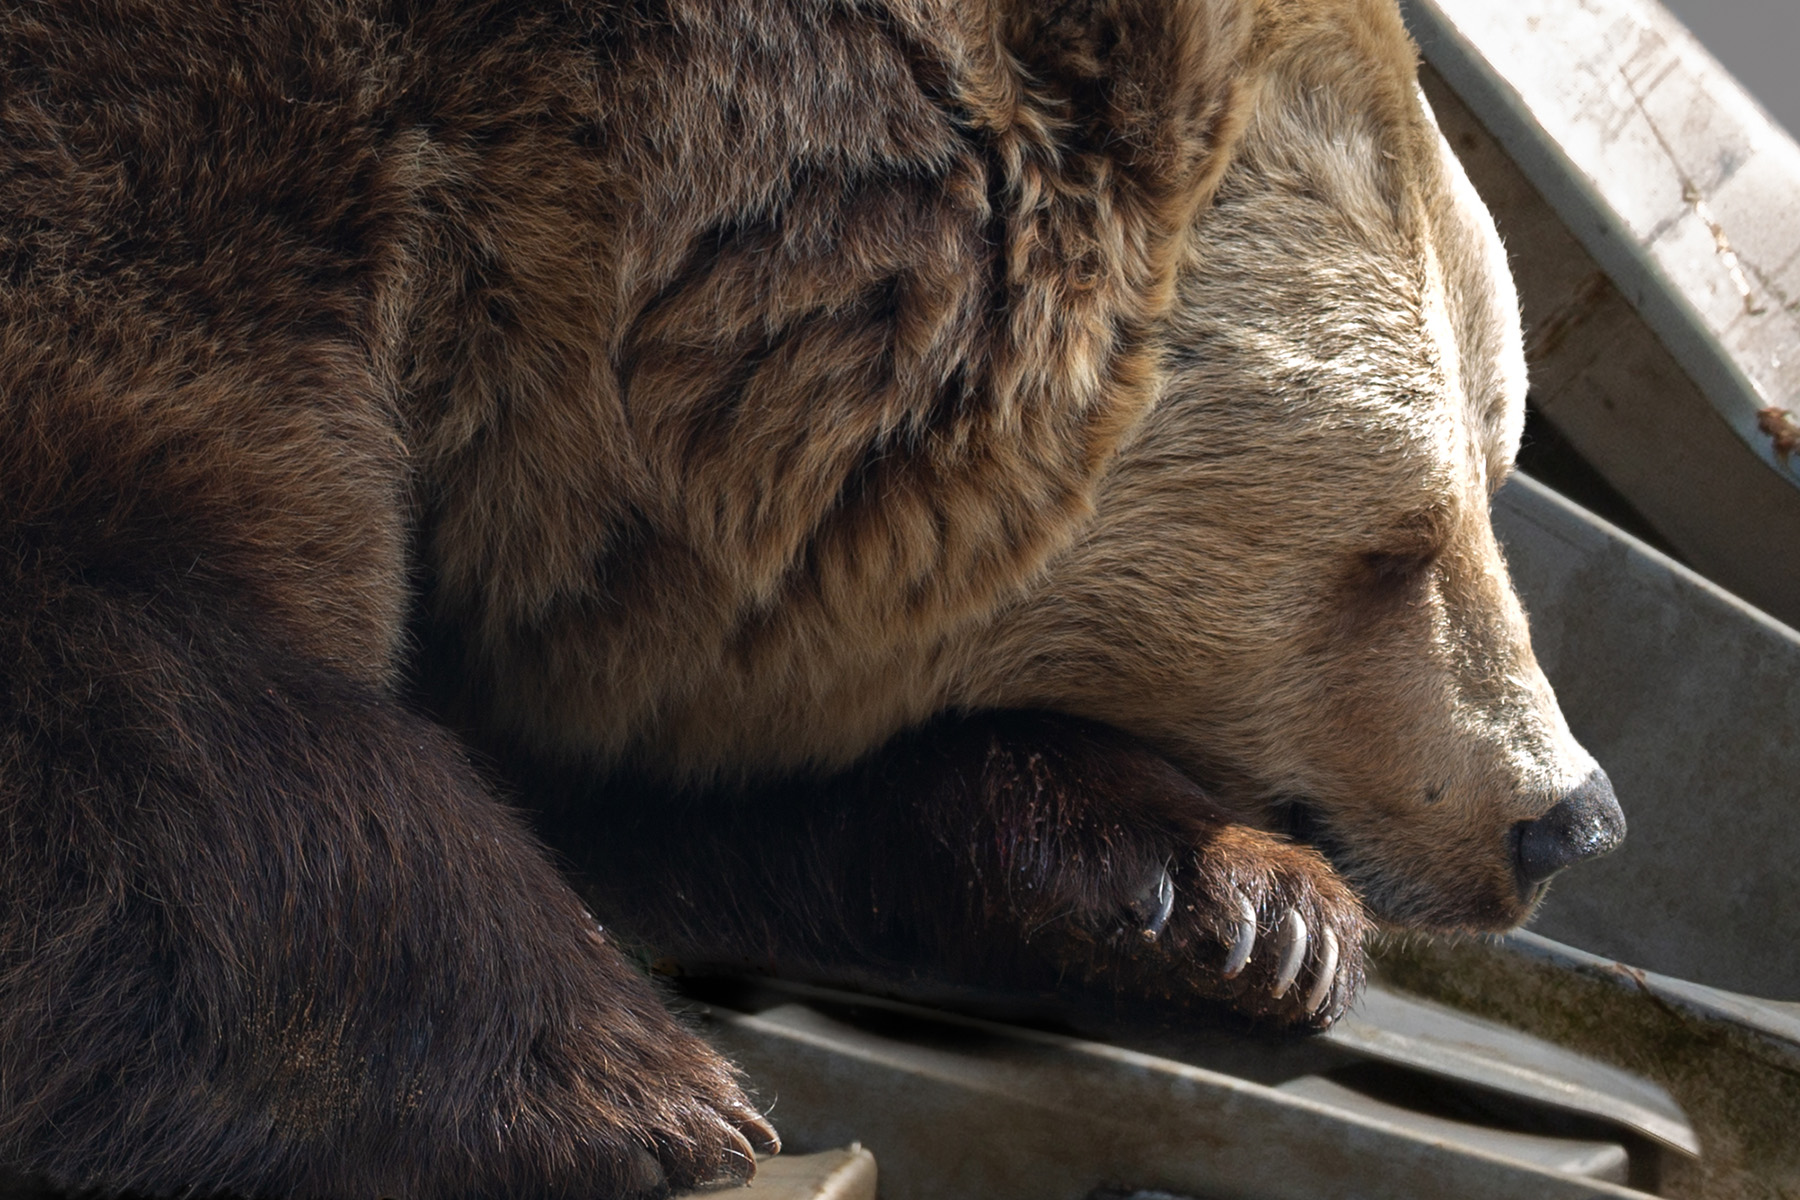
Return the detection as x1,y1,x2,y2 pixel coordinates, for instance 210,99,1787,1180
606,1082,782,1196
1114,824,1369,1029
586,1061,782,1197
418,975,784,1200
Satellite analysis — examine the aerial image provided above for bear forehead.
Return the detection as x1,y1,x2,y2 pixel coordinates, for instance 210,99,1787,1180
1157,71,1522,498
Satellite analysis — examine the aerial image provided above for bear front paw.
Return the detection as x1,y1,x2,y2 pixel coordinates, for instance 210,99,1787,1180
410,945,784,1200
603,1069,782,1196
1122,824,1368,1029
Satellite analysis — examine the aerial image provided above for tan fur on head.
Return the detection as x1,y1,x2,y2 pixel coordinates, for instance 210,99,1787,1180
952,0,1594,930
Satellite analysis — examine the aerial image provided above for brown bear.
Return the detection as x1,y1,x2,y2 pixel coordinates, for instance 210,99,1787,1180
0,0,1624,1196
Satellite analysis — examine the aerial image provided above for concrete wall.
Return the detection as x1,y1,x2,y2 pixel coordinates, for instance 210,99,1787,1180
1498,474,1800,1001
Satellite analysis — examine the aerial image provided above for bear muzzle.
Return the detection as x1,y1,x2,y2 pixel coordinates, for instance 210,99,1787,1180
1512,767,1626,889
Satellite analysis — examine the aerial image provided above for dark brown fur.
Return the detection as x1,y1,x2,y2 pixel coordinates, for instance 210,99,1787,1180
0,0,1310,1195
0,582,771,1195
540,712,1367,1030
0,0,1559,1194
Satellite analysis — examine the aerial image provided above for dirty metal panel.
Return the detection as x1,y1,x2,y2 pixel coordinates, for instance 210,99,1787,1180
1321,984,1697,1155
1503,931,1800,1066
1403,0,1800,486
1111,980,1691,1157
1273,1076,1631,1183
705,994,1656,1200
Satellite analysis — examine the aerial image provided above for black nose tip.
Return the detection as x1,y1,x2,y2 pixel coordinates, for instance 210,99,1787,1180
1515,768,1627,886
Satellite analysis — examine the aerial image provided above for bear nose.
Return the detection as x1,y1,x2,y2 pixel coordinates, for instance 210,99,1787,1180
1515,768,1626,886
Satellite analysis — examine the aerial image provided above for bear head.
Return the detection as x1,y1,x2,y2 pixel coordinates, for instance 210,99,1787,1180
950,0,1625,932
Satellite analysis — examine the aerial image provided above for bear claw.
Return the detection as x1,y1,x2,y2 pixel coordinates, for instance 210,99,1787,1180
661,1103,779,1192
1222,889,1258,978
1305,926,1340,1015
1134,866,1178,942
736,1108,783,1158
1270,908,1308,999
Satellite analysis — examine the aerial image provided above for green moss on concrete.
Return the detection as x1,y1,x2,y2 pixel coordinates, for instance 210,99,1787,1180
1371,936,1800,1199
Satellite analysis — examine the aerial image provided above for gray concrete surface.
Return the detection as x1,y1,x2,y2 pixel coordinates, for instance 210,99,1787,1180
1497,473,1800,1000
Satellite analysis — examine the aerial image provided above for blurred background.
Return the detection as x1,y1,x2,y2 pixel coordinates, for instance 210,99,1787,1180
1661,0,1799,135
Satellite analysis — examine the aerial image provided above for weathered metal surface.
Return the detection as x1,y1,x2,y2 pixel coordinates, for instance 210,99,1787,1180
705,987,1659,1200
1274,1076,1630,1183
1320,984,1697,1155
1108,980,1691,1162
1494,473,1800,1000
700,1147,877,1200
1503,930,1800,1066
1406,0,1800,477
1408,6,1800,630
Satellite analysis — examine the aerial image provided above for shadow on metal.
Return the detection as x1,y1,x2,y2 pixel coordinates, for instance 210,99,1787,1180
694,977,1692,1200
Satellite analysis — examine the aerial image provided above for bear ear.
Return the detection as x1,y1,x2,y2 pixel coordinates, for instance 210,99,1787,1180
993,0,1256,211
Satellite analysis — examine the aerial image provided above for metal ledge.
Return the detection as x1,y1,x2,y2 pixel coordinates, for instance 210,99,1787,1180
704,982,1673,1200
1404,0,1800,484
1495,472,1800,1000
1502,930,1800,1068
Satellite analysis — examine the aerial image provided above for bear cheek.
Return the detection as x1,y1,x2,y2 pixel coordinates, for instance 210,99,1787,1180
1281,652,1563,929
1412,795,1551,930
1312,791,1539,932
1328,678,1597,932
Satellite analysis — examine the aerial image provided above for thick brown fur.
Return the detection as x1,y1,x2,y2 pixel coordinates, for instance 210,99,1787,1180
408,0,1255,772
0,599,771,1196
1,0,1611,1195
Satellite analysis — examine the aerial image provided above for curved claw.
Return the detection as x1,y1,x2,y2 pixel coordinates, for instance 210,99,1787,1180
714,1123,760,1184
737,1109,782,1158
1222,890,1257,978
1304,926,1340,1015
1270,908,1308,999
1136,867,1177,942
699,1107,781,1187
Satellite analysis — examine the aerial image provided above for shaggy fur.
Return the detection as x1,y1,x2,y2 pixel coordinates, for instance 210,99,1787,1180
0,0,1611,1195
408,0,1255,773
